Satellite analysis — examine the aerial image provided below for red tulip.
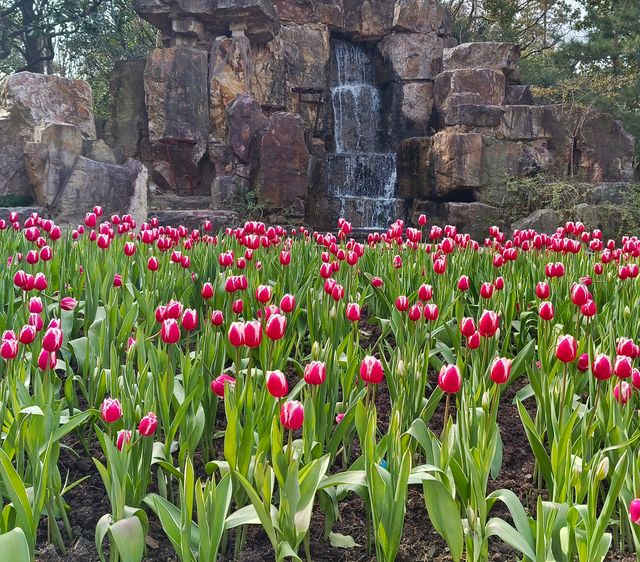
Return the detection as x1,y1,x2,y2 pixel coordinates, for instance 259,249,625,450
0,338,18,360
18,325,36,344
280,400,304,430
467,331,481,350
124,242,136,256
101,397,122,423
536,281,550,299
255,285,273,304
228,322,245,347
592,354,612,380
116,429,132,451
460,317,476,338
266,370,288,398
280,294,296,313
29,297,43,313
424,303,439,321
244,320,263,347
232,299,244,314
147,256,159,271
359,355,384,385
138,412,158,436
478,310,499,338
418,214,427,226
346,303,361,322
617,338,638,358
34,272,48,291
211,374,235,398
371,277,383,288
615,355,633,378
538,301,554,321
408,304,422,322
304,361,326,385
614,381,632,405
395,296,409,312
632,368,640,389
265,313,286,340
577,353,589,372
201,282,214,299
113,273,122,287
37,349,56,370
457,275,470,291
181,309,198,331
84,212,97,227
630,499,640,524
490,357,512,384
495,276,505,291
60,297,77,311
438,365,462,394
580,300,597,317
161,318,181,344
42,327,63,352
570,283,589,306
480,282,494,299
556,335,577,363
418,284,433,302
165,300,183,319
210,310,224,326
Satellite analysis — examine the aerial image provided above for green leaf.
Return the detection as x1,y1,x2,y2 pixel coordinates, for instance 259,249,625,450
0,528,30,562
109,516,145,562
486,518,536,560
423,478,463,562
329,532,360,548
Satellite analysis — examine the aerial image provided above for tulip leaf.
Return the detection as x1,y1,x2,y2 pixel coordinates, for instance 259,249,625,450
329,532,360,548
423,477,463,562
486,517,536,561
0,528,30,562
109,516,145,562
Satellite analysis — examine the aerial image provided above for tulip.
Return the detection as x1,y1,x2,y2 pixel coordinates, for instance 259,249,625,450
165,300,183,319
29,297,43,313
592,354,612,380
614,355,633,378
556,335,577,363
265,313,287,340
60,297,77,311
457,275,470,291
418,284,433,301
211,374,235,398
29,313,43,332
124,242,136,256
255,285,273,303
210,310,224,326
438,365,462,393
160,318,181,344
460,317,476,338
147,256,159,271
495,276,505,291
280,294,296,313
346,303,361,322
228,322,245,347
18,325,36,345
113,273,122,287
244,320,263,347
490,357,512,384
42,327,63,352
201,282,214,299
395,296,409,312
614,381,632,405
360,355,384,384
535,281,550,299
633,368,640,390
580,300,597,317
630,499,640,525
467,331,481,350
408,304,422,322
538,301,554,321
371,277,383,288
424,303,439,321
570,283,589,306
155,305,167,323
617,337,638,358
478,310,499,338
577,353,589,372
266,370,289,398
37,349,56,371
138,412,158,436
232,299,244,314
116,430,132,451
181,309,198,331
0,339,18,360
280,400,304,430
101,397,122,423
34,272,48,291
480,282,494,299
304,361,326,385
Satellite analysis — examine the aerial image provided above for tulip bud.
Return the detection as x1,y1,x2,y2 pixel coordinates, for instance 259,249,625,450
438,365,462,394
592,354,613,380
60,297,77,311
160,318,181,344
265,313,286,340
210,310,224,326
478,310,499,338
615,355,633,378
18,325,36,345
201,282,214,299
467,331,481,350
116,429,132,451
266,370,289,398
42,327,63,352
359,355,384,385
280,294,296,313
280,400,304,430
535,281,550,299
538,301,554,321
424,303,439,321
304,361,326,385
255,285,273,304
244,320,263,347
418,284,433,301
595,457,609,481
490,357,512,384
101,397,122,423
395,295,409,312
0,338,18,360
457,275,470,291
630,499,640,525
577,353,589,372
181,309,198,331
556,335,577,363
147,256,159,271
211,374,235,398
138,412,158,436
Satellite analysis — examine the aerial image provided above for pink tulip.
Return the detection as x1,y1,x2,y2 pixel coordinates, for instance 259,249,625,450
101,397,122,423
266,370,289,398
280,400,304,430
138,412,158,436
360,356,384,385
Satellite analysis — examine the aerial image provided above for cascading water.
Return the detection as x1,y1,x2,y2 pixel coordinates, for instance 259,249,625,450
327,40,397,230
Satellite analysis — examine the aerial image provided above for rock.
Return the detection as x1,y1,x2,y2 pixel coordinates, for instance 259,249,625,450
226,93,270,163
511,208,560,234
210,35,253,140
144,47,209,148
397,137,432,198
480,137,525,187
0,206,46,222
149,193,211,210
444,104,504,128
253,112,310,217
389,81,434,140
393,0,450,35
0,72,95,197
211,174,249,210
377,31,443,81
571,203,627,238
498,105,559,140
586,182,636,205
272,0,343,27
506,84,534,105
133,0,280,42
431,131,484,195
149,209,239,230
346,0,395,40
309,195,406,231
423,201,505,240
443,42,521,82
105,58,148,157
434,68,506,115
83,140,116,164
575,111,635,182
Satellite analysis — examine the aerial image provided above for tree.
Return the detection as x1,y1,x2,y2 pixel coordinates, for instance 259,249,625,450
0,0,105,74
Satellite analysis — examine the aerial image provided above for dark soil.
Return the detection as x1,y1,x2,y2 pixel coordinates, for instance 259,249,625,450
35,357,635,562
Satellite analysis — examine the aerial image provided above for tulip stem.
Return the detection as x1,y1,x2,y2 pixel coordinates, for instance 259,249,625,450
560,363,569,414
442,394,450,437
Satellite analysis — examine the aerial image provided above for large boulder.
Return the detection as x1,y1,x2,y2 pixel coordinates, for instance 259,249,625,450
443,42,521,82
24,122,147,226
388,81,434,140
434,68,506,115
210,35,253,141
417,201,505,240
253,112,310,217
272,0,343,27
511,208,561,234
397,137,432,198
226,93,270,163
431,131,484,195
444,104,505,128
105,58,148,158
377,31,443,82
0,72,95,197
393,0,450,35
498,105,559,140
133,0,280,42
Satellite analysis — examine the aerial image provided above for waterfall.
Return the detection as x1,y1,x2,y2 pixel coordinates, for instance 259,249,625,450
327,40,397,230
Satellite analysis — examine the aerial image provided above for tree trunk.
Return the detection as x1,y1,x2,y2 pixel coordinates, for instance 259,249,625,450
19,0,52,73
